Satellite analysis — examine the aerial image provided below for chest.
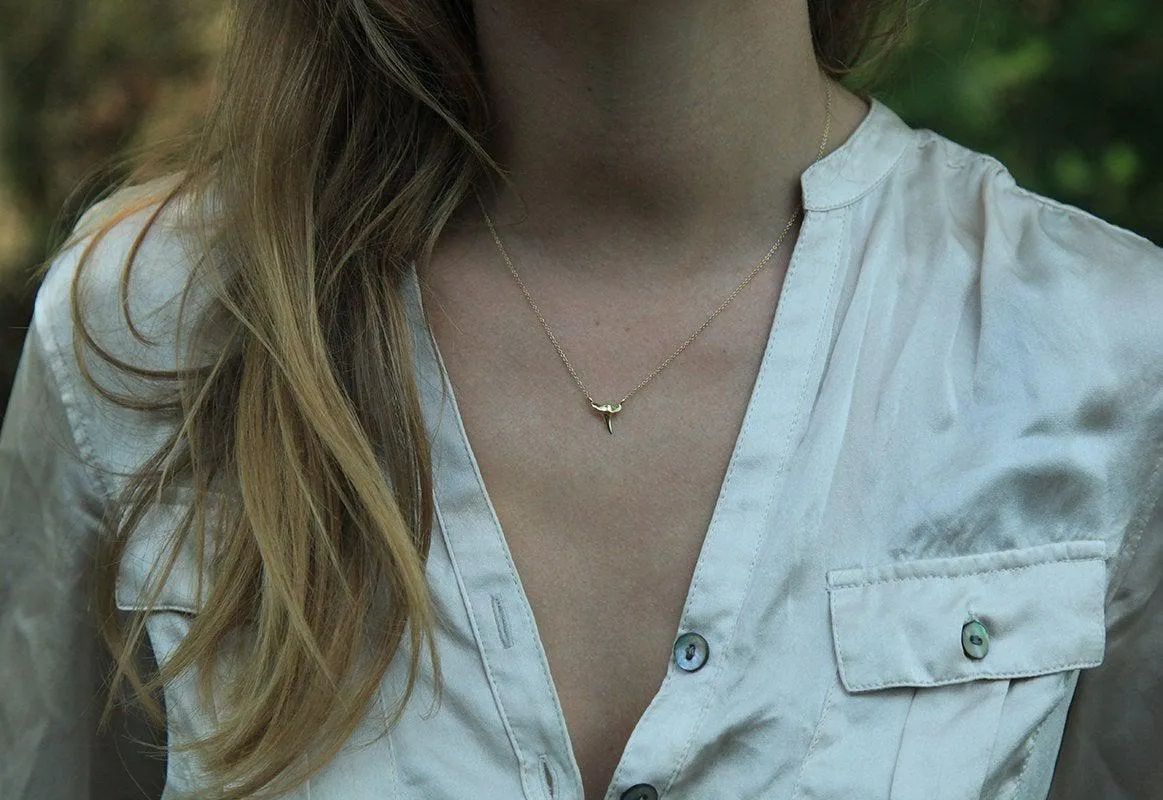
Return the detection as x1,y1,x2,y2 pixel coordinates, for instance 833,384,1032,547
147,225,1130,800
417,255,788,797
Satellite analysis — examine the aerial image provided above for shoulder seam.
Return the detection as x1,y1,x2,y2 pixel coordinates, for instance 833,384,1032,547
1007,179,1158,245
924,133,1160,250
956,146,1160,250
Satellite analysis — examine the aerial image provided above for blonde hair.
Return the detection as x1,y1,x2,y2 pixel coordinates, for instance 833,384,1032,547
36,1,913,797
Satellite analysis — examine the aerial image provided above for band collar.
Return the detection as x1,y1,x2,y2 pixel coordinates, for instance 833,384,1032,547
800,96,916,213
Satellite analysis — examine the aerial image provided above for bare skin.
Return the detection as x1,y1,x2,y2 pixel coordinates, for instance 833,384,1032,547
417,2,869,796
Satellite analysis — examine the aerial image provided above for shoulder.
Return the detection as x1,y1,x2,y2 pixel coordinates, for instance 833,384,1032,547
34,174,219,378
28,176,221,494
881,122,1163,588
896,122,1162,287
883,120,1163,383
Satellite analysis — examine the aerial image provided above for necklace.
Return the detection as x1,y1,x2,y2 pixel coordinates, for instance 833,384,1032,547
477,79,833,435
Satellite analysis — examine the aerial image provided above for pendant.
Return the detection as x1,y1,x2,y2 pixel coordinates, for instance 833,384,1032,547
591,402,623,435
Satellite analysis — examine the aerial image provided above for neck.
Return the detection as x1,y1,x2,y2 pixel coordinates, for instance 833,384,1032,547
462,0,869,269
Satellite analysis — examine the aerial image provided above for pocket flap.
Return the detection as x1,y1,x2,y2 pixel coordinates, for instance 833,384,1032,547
115,500,211,614
826,540,1107,692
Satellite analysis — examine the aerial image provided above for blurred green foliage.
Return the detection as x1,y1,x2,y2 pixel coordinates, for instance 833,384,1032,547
877,0,1163,244
0,0,1161,416
0,0,219,420
0,0,216,266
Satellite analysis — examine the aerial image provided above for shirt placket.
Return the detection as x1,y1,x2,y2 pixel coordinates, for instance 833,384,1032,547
602,206,850,800
405,267,585,800
402,202,850,800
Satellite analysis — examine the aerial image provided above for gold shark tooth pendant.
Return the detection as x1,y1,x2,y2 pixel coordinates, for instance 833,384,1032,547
591,402,623,435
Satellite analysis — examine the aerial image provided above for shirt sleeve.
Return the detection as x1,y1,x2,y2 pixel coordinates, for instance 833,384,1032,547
0,284,165,798
1048,455,1163,798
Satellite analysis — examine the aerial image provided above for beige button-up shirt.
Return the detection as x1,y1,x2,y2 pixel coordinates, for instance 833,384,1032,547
3,98,1162,799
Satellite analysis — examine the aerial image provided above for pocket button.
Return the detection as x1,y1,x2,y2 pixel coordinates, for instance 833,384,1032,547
962,619,990,659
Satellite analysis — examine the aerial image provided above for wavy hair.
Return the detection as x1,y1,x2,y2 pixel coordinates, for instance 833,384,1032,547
38,1,914,797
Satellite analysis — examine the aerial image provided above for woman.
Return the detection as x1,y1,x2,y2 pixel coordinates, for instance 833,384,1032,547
1,0,1160,798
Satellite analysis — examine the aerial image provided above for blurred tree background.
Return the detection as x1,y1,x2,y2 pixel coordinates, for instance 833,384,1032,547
0,0,223,414
1,0,1161,418
878,0,1163,240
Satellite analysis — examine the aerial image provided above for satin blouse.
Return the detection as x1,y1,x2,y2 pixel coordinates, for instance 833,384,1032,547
2,98,1162,800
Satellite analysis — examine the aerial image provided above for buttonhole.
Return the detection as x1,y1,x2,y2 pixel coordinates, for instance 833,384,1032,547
491,594,514,649
539,754,556,799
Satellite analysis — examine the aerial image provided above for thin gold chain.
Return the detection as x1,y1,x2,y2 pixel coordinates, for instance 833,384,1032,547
477,78,833,418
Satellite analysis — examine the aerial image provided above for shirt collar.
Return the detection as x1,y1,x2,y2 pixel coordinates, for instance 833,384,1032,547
800,97,916,212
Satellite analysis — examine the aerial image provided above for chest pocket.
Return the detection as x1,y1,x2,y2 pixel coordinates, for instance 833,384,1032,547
115,499,210,616
112,496,377,800
111,497,225,796
797,540,1106,800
